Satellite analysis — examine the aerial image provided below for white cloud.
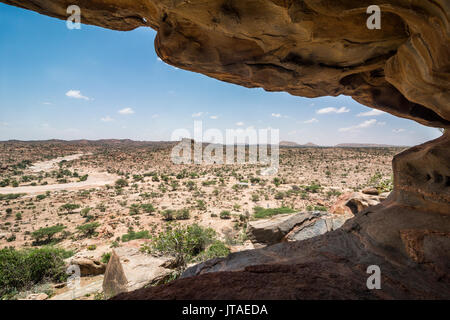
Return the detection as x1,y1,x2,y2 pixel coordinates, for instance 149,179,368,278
357,109,386,117
101,116,114,122
0,122,9,127
42,102,52,105
66,90,89,100
392,128,405,133
157,57,162,62
316,106,350,114
210,115,219,120
151,114,159,119
303,118,318,124
192,112,203,118
271,113,282,118
377,121,386,126
339,119,377,132
235,122,245,126
118,107,135,115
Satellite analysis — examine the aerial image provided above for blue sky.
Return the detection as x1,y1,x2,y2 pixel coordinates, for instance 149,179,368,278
0,3,441,146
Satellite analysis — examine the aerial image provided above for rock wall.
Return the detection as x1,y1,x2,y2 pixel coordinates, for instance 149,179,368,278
2,0,449,299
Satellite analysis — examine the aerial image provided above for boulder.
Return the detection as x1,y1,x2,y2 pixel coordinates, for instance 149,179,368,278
102,247,172,298
246,212,316,245
330,192,388,215
247,212,352,245
362,187,379,195
68,258,106,276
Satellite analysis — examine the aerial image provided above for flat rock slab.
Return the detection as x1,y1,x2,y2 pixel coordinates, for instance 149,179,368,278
50,277,103,300
247,212,352,245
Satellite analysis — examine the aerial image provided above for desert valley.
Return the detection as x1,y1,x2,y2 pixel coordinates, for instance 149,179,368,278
0,139,401,299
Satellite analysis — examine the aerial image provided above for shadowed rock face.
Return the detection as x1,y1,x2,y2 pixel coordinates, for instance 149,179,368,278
2,0,450,127
2,0,449,299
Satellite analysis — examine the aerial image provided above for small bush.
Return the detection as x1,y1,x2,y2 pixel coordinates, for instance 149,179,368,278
253,206,295,219
101,252,111,264
140,203,156,214
175,208,190,220
59,203,80,214
0,193,26,201
31,225,66,245
161,209,175,221
77,222,100,238
220,210,231,219
143,223,228,271
121,229,150,242
115,178,128,188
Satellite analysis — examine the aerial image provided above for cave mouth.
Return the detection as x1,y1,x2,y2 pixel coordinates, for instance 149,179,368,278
0,0,449,301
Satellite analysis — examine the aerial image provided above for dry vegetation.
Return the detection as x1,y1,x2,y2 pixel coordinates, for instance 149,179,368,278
0,140,402,255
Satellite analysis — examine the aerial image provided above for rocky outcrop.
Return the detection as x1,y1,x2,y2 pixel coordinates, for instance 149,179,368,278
2,0,449,299
113,132,450,300
247,212,350,246
330,192,389,215
103,247,173,298
68,257,106,276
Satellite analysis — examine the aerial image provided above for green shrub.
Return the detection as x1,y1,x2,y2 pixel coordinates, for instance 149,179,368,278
129,204,140,216
36,194,47,201
121,229,150,242
253,206,295,219
0,193,26,201
274,192,284,200
101,252,111,264
115,178,128,188
59,203,80,214
220,210,231,219
31,225,66,245
0,247,73,299
196,240,230,262
77,222,100,238
140,203,156,214
304,182,321,193
161,209,175,221
175,208,190,220
143,223,226,271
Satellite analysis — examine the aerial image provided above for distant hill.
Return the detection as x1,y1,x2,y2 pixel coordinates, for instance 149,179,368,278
335,143,405,148
280,141,319,147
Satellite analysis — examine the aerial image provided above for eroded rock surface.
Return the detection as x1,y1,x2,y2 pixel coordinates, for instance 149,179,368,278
330,191,389,215
103,247,173,298
2,0,449,299
247,212,351,246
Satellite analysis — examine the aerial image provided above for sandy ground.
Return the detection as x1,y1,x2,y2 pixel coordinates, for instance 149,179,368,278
0,171,117,194
0,153,118,194
29,153,89,172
